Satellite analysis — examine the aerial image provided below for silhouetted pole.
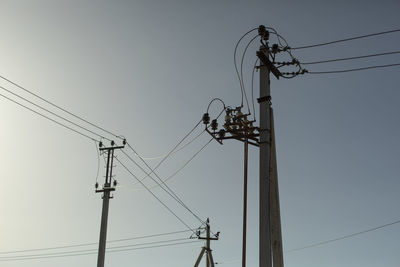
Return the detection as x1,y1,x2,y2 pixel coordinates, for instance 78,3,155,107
257,26,284,267
258,45,272,267
269,110,284,267
96,142,124,267
194,218,218,267
242,139,249,267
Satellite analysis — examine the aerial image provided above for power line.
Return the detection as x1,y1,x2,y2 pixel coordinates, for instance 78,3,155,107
0,237,193,260
115,156,197,234
136,129,205,160
0,74,122,141
250,58,259,121
234,28,259,107
0,240,201,262
290,28,400,50
150,137,213,187
124,121,207,225
240,34,259,115
121,149,205,226
0,229,192,255
0,92,97,142
301,50,400,65
0,85,110,141
285,218,400,253
127,118,202,184
306,63,400,74
216,218,400,264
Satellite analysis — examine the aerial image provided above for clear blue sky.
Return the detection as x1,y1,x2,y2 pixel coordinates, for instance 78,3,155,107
0,1,399,267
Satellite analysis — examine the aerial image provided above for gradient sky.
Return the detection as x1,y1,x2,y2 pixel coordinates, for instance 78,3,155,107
0,1,399,267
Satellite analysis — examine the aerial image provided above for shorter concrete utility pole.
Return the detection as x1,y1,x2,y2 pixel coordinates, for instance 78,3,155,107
95,140,125,267
194,218,219,267
203,106,258,267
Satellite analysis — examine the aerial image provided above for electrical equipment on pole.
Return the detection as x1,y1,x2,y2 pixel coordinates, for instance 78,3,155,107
95,140,125,267
194,218,219,267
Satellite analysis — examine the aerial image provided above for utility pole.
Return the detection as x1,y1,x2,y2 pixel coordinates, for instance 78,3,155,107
202,25,284,267
194,218,219,267
203,107,258,267
95,141,125,267
256,25,283,267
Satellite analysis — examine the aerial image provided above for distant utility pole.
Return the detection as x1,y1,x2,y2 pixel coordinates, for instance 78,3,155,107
95,140,125,267
194,218,219,267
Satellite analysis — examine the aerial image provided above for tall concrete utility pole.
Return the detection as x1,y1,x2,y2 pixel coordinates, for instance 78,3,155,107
202,25,284,267
96,141,124,267
257,25,284,267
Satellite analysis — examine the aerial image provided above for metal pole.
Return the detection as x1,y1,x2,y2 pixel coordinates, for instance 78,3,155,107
259,47,272,267
206,221,210,267
242,139,249,267
97,149,111,267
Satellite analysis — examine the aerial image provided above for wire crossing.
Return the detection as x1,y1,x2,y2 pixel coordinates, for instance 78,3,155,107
115,156,198,234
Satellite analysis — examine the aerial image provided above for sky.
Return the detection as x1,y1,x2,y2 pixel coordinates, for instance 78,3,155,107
0,0,399,267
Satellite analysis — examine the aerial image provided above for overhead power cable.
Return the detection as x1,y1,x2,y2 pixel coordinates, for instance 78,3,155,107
290,28,400,50
121,149,205,226
0,240,201,262
250,58,259,121
115,157,197,234
0,85,110,141
301,50,400,65
0,237,192,260
0,74,122,140
128,118,203,183
0,229,191,255
234,28,258,107
216,218,400,264
285,218,400,253
307,63,400,74
150,137,213,187
0,92,97,142
240,34,259,114
138,129,205,160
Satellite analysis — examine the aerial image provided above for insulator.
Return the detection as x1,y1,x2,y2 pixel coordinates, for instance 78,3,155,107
113,180,117,187
111,140,115,146
211,119,218,131
263,31,270,41
99,141,103,148
95,182,99,189
272,44,279,54
224,114,231,123
218,129,226,139
258,25,266,36
123,139,127,145
202,113,210,125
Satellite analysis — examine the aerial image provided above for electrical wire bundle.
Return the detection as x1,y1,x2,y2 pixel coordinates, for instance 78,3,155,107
0,230,200,262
